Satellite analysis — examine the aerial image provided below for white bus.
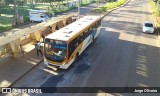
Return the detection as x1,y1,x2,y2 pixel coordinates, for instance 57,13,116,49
44,16,101,69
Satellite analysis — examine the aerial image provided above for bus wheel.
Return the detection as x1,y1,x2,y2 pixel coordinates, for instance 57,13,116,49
92,36,95,43
74,53,79,62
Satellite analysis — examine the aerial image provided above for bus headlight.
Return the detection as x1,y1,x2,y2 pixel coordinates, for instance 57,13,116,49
44,60,49,65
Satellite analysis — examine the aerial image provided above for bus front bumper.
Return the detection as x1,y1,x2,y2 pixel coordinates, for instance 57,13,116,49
44,60,67,69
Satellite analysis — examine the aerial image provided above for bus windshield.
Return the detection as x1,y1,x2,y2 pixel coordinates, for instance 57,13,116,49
44,40,67,62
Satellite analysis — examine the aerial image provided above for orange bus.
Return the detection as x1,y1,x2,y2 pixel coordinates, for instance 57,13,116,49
44,16,101,69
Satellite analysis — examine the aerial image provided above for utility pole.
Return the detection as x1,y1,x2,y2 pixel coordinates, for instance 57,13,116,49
78,0,80,19
14,0,19,25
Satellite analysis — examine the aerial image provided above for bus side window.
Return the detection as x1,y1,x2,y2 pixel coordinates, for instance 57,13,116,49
87,29,90,37
96,22,99,28
93,23,96,28
75,38,79,47
92,25,94,29
76,36,80,44
68,42,74,58
83,30,88,39
95,20,101,28
92,25,97,36
68,38,78,58
88,27,93,35
89,27,93,31
78,33,83,43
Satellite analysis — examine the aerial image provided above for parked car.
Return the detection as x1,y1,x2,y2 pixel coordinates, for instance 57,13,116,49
142,21,154,33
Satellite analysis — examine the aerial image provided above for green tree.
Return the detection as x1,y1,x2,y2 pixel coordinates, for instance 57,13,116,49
157,0,160,15
4,0,14,5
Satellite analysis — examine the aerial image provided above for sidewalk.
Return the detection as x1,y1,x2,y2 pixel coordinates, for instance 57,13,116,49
0,47,43,87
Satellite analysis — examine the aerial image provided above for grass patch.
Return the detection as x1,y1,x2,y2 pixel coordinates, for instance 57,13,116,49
81,0,94,6
149,0,160,16
149,0,160,32
0,14,13,32
93,0,128,12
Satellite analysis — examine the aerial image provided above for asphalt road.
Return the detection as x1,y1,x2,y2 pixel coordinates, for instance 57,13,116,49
58,2,103,15
6,0,160,96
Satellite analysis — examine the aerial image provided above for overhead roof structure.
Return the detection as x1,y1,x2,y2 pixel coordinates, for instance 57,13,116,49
0,14,77,46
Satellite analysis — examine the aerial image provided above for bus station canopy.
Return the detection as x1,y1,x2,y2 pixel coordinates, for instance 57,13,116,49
0,13,77,46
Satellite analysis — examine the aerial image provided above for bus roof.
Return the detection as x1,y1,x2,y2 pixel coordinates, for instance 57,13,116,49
45,16,101,41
